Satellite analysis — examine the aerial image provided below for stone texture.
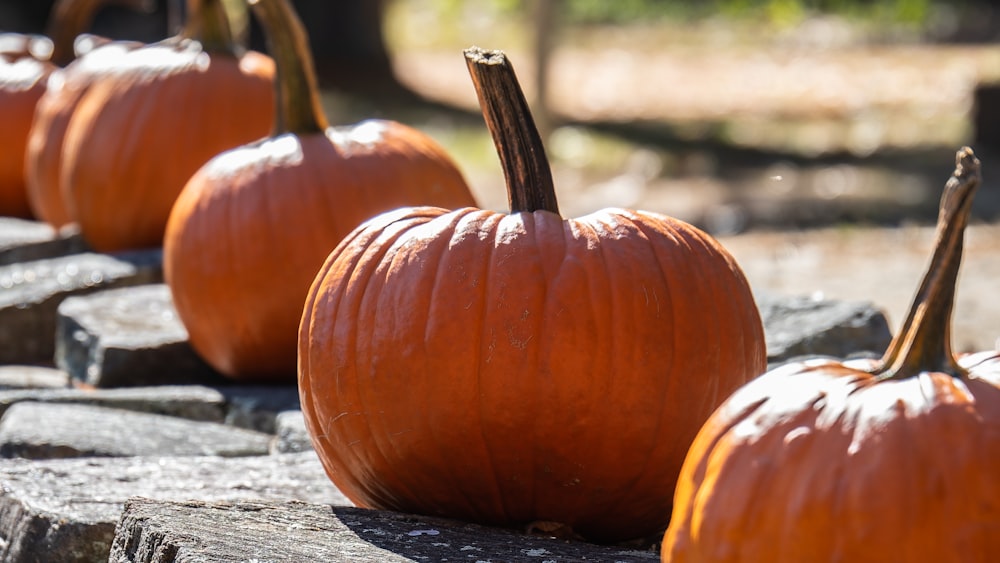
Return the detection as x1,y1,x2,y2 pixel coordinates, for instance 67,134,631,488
0,402,271,459
0,251,163,365
0,385,227,421
109,498,660,563
757,290,893,364
0,452,347,563
0,365,70,390
270,409,314,454
55,284,227,388
0,218,86,266
215,384,301,434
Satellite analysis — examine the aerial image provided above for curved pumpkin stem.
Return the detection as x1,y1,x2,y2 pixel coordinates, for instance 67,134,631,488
464,47,559,215
248,0,327,135
875,147,980,381
180,0,239,54
45,0,153,66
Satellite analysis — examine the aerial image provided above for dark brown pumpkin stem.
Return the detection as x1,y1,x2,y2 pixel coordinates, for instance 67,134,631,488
876,147,981,380
181,0,238,54
249,0,327,135
45,0,152,66
464,47,559,215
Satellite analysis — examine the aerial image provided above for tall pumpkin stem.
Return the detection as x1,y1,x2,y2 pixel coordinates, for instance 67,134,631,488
249,0,328,135
464,47,559,215
46,0,153,66
876,147,981,380
181,0,238,54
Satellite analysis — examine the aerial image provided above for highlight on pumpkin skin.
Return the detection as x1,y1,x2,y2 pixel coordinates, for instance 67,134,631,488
296,46,765,544
660,147,999,563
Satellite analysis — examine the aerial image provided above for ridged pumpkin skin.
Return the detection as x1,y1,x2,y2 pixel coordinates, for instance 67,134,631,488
0,57,50,218
59,41,274,251
299,203,766,542
165,122,476,380
662,148,999,562
662,354,1000,562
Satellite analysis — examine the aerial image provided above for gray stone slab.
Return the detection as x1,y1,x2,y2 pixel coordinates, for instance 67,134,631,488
0,385,227,422
55,284,228,388
215,384,301,434
270,409,314,454
0,452,348,563
0,218,87,266
109,498,660,563
0,250,163,365
757,290,893,364
0,365,70,390
0,402,271,459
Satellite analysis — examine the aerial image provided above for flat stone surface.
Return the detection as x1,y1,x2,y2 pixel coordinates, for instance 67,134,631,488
0,365,70,390
55,284,227,388
0,452,347,563
0,218,86,266
109,498,660,563
0,385,227,421
270,409,314,454
0,402,271,459
757,290,893,364
0,250,163,365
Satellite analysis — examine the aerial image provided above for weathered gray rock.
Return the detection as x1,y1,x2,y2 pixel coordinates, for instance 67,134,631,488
0,452,348,563
0,402,271,459
109,498,660,563
0,250,162,364
757,291,893,364
216,384,301,434
55,284,227,388
0,365,70,390
270,409,314,454
0,218,86,266
0,385,227,421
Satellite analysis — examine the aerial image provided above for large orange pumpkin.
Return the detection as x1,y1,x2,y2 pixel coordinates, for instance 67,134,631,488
57,0,275,251
661,147,999,562
297,47,766,543
0,0,144,219
163,0,476,382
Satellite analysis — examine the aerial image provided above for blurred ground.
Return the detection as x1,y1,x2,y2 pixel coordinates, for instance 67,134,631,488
361,11,1000,352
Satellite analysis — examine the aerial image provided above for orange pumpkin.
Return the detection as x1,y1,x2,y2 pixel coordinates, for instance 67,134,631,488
24,0,154,228
57,0,275,251
0,56,49,218
297,47,766,543
163,0,475,382
1,0,145,219
661,147,999,562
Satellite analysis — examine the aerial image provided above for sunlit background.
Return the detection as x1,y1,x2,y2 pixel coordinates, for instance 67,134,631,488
3,0,999,350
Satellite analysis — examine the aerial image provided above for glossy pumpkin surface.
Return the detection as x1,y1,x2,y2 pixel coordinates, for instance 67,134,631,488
661,147,999,562
298,48,766,543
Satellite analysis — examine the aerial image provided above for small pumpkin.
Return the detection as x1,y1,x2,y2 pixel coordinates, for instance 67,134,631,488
661,147,999,562
297,47,766,543
0,0,145,219
162,0,476,381
57,0,275,251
